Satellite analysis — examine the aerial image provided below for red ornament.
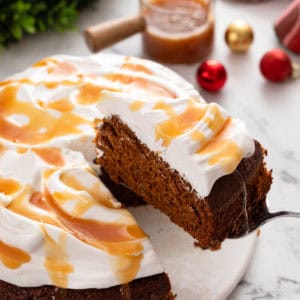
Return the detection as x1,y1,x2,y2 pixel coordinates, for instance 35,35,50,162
196,60,227,92
259,49,292,82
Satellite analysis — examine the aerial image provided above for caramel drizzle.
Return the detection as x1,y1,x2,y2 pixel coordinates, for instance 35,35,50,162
154,99,205,146
45,187,145,283
46,98,75,113
0,56,182,284
197,119,243,173
0,143,6,154
122,62,153,75
30,191,50,211
129,101,144,112
3,170,145,284
0,239,31,269
32,57,58,68
40,225,74,288
0,85,92,145
7,185,60,226
59,171,117,210
154,100,243,172
75,83,118,105
105,73,176,98
47,61,77,76
33,148,65,167
0,177,21,196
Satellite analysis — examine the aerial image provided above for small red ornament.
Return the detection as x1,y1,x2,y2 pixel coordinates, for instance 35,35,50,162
196,60,227,92
259,49,292,82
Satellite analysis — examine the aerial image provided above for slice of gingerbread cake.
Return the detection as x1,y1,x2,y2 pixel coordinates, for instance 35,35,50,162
94,59,272,250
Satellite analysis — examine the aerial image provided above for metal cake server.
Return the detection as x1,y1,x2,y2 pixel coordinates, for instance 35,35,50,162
229,170,300,239
229,209,300,239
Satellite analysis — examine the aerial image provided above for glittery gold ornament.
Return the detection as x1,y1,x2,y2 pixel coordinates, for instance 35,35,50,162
225,20,254,52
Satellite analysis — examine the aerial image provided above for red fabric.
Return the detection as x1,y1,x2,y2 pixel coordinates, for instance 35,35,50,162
275,0,300,54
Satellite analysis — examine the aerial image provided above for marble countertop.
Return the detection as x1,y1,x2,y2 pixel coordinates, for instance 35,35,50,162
1,0,300,299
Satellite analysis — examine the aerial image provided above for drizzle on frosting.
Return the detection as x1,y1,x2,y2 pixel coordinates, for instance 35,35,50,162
0,240,31,269
0,53,254,289
41,225,74,288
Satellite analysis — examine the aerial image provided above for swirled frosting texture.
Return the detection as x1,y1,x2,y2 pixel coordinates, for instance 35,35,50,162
0,53,254,289
0,54,183,289
0,145,162,288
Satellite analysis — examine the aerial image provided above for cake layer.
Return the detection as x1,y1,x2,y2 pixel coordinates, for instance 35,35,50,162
96,91,255,198
0,273,172,300
96,116,272,249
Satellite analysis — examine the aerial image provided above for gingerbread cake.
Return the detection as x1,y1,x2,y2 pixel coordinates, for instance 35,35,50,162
0,55,174,299
93,56,272,249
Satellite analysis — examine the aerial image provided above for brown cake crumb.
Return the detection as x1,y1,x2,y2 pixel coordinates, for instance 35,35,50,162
0,273,172,300
96,115,272,250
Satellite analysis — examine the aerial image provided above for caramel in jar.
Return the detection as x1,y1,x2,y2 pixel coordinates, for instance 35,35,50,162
141,0,214,64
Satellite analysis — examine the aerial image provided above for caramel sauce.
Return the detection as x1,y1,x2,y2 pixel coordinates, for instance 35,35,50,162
142,0,214,64
122,63,153,75
45,188,145,244
0,143,6,154
197,119,243,173
153,101,175,117
33,148,65,167
105,73,176,98
7,186,59,226
46,186,146,282
191,130,206,145
0,85,92,145
48,61,77,76
60,171,117,209
47,98,75,112
0,177,21,196
40,225,74,288
191,104,227,147
0,239,31,269
0,58,172,284
0,78,82,89
129,101,144,112
154,100,243,172
202,103,226,133
76,83,105,105
16,147,28,154
32,57,58,68
110,253,144,284
155,100,205,146
29,191,50,211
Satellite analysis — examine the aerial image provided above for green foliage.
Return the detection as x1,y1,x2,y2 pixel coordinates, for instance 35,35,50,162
0,0,97,48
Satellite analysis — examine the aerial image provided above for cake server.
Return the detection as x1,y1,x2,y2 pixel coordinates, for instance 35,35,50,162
229,208,300,238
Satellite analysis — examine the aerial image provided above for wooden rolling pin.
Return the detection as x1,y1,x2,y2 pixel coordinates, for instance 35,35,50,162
84,15,146,52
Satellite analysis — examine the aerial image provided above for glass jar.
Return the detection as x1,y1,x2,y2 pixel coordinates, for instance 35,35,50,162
140,0,214,64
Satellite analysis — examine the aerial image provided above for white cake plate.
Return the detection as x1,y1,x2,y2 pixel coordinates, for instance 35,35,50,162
130,205,257,300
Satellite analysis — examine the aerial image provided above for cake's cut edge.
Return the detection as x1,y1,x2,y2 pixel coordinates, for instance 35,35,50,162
100,169,146,206
0,273,173,300
95,115,272,250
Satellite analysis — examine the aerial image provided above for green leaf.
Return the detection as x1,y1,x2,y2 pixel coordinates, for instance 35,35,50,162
20,16,36,34
0,0,99,48
10,24,22,40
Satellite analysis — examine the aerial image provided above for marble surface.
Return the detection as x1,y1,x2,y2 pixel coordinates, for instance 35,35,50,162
0,0,300,299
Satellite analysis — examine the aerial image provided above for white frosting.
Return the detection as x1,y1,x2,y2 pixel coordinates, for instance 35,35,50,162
97,93,254,198
0,146,162,288
0,53,255,290
0,53,189,289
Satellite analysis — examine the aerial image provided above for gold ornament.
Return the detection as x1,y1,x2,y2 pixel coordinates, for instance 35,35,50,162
225,20,254,52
